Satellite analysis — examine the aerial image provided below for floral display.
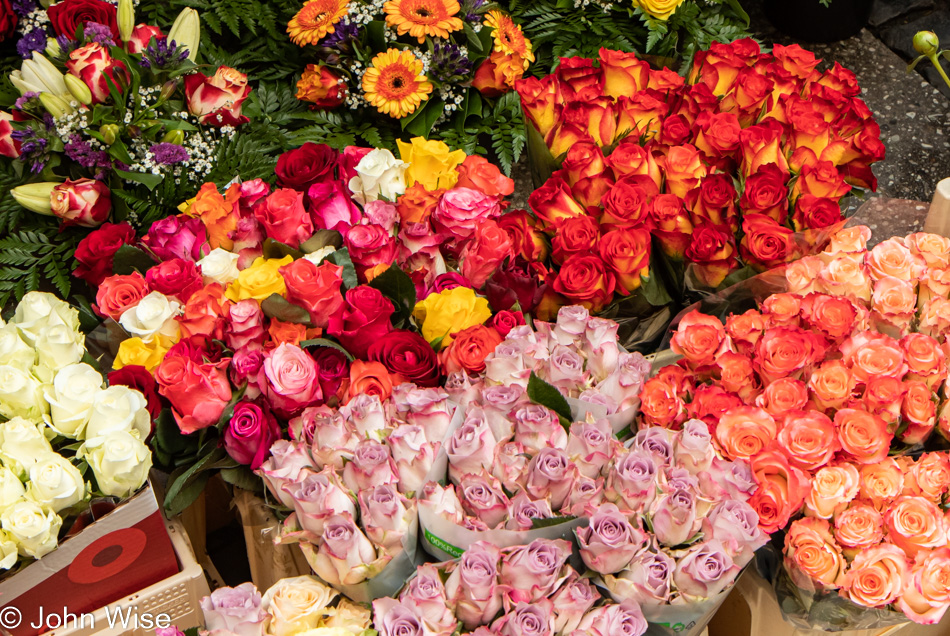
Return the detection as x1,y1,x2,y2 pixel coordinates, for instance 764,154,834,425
371,538,649,636
515,42,884,317
0,291,152,572
285,0,533,170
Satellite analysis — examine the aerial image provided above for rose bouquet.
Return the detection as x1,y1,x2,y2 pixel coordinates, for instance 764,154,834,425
0,291,152,575
256,384,454,600
372,538,649,636
779,451,950,628
515,41,884,318
285,0,533,170
419,305,650,558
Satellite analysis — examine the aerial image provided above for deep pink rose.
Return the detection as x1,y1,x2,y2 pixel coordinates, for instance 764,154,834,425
142,214,210,262
145,258,203,303
224,401,281,469
307,180,360,232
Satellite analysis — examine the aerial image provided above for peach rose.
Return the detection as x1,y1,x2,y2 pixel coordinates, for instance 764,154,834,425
670,310,725,369
834,503,884,553
859,459,904,510
754,326,825,384
818,254,871,302
918,267,950,309
805,463,860,519
786,256,823,295
902,333,947,389
919,297,950,341
639,377,687,429
840,331,907,382
716,352,758,402
715,406,777,461
905,233,950,269
95,272,149,321
800,293,862,342
808,360,855,411
347,360,395,402
900,548,950,625
863,376,905,424
910,453,950,503
901,380,936,444
835,408,891,465
750,450,811,534
826,225,871,257
866,238,925,283
940,400,950,444
884,496,948,559
784,517,846,589
687,384,743,430
755,378,808,417
761,293,802,329
871,276,916,334
725,309,765,355
841,544,910,608
778,410,838,472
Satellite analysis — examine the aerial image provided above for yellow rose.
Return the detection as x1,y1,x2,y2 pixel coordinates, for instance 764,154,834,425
113,334,174,372
177,196,196,214
632,0,685,20
413,286,492,347
225,255,292,302
397,137,466,191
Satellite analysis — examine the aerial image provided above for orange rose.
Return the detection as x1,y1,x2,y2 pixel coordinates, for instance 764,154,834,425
808,360,855,411
551,216,600,265
497,209,548,262
866,238,925,283
716,352,758,402
858,458,904,510
818,254,872,302
725,309,765,355
863,375,905,424
561,141,608,187
910,453,950,503
188,182,239,250
689,43,748,96
902,333,948,389
754,326,825,384
655,364,694,396
773,44,821,80
721,68,774,126
456,155,515,198
884,496,948,559
606,141,662,186
268,319,308,346
800,293,862,341
599,48,649,99
598,227,651,295
527,174,587,230
715,406,777,461
397,183,443,225
919,296,950,341
439,324,503,375
459,219,514,288
784,517,846,589
551,254,616,313
738,121,789,178
834,503,884,554
761,293,802,329
280,259,346,328
178,282,230,340
649,193,693,260
834,408,891,465
778,410,838,472
905,232,950,269
786,256,823,295
792,160,851,200
805,463,859,519
347,360,395,402
687,384,742,431
472,50,526,97
515,75,558,138
824,226,871,258
670,310,726,369
740,213,794,270
600,174,658,229
560,97,618,148
940,399,950,444
840,331,907,382
750,450,811,534
841,544,910,608
901,380,936,444
871,276,916,334
755,377,808,417
662,145,707,199
615,92,667,142
639,376,686,429
95,272,150,321
899,547,950,625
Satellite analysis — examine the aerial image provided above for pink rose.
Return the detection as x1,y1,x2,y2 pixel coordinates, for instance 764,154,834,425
341,393,388,439
255,188,313,248
257,440,315,508
433,187,502,245
66,42,128,104
284,466,356,534
262,344,322,417
359,483,413,554
372,598,430,636
500,538,571,604
898,547,950,625
230,348,264,399
226,300,266,351
398,387,453,442
549,574,599,634
564,475,606,517
650,488,698,547
492,600,555,636
345,223,398,272
606,449,658,512
364,200,399,232
674,419,716,474
513,405,567,453
184,66,251,126
444,541,503,630
199,583,266,636
342,439,398,493
458,473,510,529
673,539,739,601
142,214,210,262
310,514,378,585
155,354,232,433
702,500,766,568
447,412,497,482
605,549,674,605
386,423,438,494
306,180,361,232
419,482,464,525
566,419,617,479
505,491,553,531
0,112,19,158
576,503,647,575
302,407,359,469
525,447,576,510
399,563,458,634
492,441,529,493
573,600,647,636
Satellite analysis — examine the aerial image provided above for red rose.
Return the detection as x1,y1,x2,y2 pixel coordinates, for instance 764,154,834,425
0,0,17,41
551,254,616,313
650,193,693,260
459,219,513,288
488,310,525,337
721,68,773,126
561,141,608,186
155,354,232,434
255,188,313,248
551,216,600,265
126,24,164,54
686,173,738,231
107,365,161,420
685,223,738,288
657,114,691,147
312,347,350,403
73,222,136,286
145,258,203,304
740,164,789,223
694,111,742,160
605,141,661,186
276,143,339,191
599,226,651,295
485,258,545,313
740,214,794,270
368,330,440,387
326,285,394,359
497,209,548,262
600,174,658,229
793,195,844,231
183,66,250,127
556,56,604,98
47,0,119,41
527,173,586,229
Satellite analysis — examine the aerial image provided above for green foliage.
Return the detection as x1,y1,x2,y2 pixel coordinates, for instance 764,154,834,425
206,131,281,186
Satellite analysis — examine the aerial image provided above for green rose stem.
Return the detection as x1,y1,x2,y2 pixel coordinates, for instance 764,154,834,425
908,31,950,91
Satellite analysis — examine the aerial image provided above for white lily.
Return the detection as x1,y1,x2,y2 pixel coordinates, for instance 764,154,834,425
10,53,69,100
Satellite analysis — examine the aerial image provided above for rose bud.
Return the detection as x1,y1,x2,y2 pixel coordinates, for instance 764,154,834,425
566,419,617,479
311,514,378,586
549,574,599,633
283,466,356,535
703,500,767,568
505,491,553,531
386,423,438,495
359,484,413,555
51,178,111,228
513,404,566,454
673,539,740,601
605,549,675,606
184,66,251,126
573,599,648,636
576,503,647,575
257,440,315,508
419,481,465,525
526,447,576,510
223,401,281,470
500,538,572,604
66,43,129,104
447,412,497,482
301,408,359,469
341,394,389,441
649,488,699,547
342,439,398,493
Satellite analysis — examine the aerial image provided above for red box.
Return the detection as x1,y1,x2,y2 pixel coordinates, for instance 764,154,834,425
0,483,179,636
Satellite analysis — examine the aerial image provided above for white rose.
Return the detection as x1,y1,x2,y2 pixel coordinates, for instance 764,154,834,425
0,530,18,569
44,362,104,438
198,248,242,285
0,499,62,558
0,417,52,474
11,291,80,345
302,246,337,266
262,576,338,636
348,149,407,205
85,385,151,440
32,323,85,382
118,291,181,342
79,431,152,497
0,365,47,421
27,454,86,513
0,467,26,512
0,322,35,371
323,600,372,633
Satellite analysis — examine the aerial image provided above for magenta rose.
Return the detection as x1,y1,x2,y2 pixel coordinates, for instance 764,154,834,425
312,347,350,403
142,215,210,262
307,180,360,232
145,258,203,303
345,223,398,272
425,272,472,299
326,285,394,359
262,343,322,417
224,401,281,469
230,348,264,399
433,187,502,245
255,188,313,248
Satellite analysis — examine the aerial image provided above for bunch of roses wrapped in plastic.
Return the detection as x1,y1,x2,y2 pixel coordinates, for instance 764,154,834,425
515,41,885,315
0,292,152,573
637,225,950,625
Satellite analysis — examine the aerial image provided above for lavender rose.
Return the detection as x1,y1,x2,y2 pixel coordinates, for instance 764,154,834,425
526,447,576,510
499,538,571,603
341,438,398,492
311,514,378,586
492,599,555,636
505,491,553,531
199,582,267,636
358,484,413,554
605,549,675,605
400,563,458,634
575,503,647,575
606,449,658,513
458,473,510,529
573,600,647,636
549,574,600,634
672,539,740,601
444,541,503,629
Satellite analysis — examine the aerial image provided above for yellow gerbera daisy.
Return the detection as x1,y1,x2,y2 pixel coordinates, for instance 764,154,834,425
383,0,463,43
287,0,349,46
484,10,534,65
362,49,433,119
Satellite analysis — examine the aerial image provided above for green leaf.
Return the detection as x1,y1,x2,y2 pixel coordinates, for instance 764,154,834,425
112,244,156,275
262,237,304,261
325,248,358,290
368,264,417,329
639,266,673,306
300,338,355,361
403,98,445,138
114,168,165,191
300,230,343,254
464,22,485,54
526,371,573,424
261,293,312,325
220,465,262,492
722,0,750,26
530,515,578,529
163,447,226,516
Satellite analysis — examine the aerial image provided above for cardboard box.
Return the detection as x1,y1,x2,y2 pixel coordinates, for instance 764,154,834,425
0,483,179,636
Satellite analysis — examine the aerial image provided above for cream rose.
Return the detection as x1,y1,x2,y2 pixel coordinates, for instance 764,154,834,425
85,385,151,440
303,246,337,266
198,247,242,285
44,362,104,438
349,149,407,205
0,531,18,569
0,417,53,474
32,323,85,381
0,467,26,512
323,600,371,632
805,464,859,519
27,454,86,513
118,291,181,342
0,322,35,371
11,291,80,344
79,430,152,497
262,575,338,636
0,500,62,558
0,365,47,421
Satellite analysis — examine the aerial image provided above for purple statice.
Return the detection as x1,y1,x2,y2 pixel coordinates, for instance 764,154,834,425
320,19,358,49
12,0,36,16
16,29,47,59
140,38,189,70
11,119,53,173
55,34,81,57
431,42,472,82
83,22,115,46
148,142,189,165
14,91,40,111
460,0,484,23
64,135,112,171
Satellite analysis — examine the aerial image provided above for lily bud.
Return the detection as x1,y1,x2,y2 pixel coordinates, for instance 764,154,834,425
64,74,92,105
914,31,940,57
162,129,185,145
11,183,57,215
45,38,62,58
11,54,68,98
39,92,74,118
168,8,200,61
99,124,120,145
117,0,134,43
159,79,178,102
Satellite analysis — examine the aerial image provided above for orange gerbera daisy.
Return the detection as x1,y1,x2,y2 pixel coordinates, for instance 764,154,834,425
484,10,534,66
383,0,463,43
287,0,349,46
362,49,433,118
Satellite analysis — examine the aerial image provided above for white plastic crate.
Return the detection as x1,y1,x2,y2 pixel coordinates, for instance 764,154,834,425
42,518,209,636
